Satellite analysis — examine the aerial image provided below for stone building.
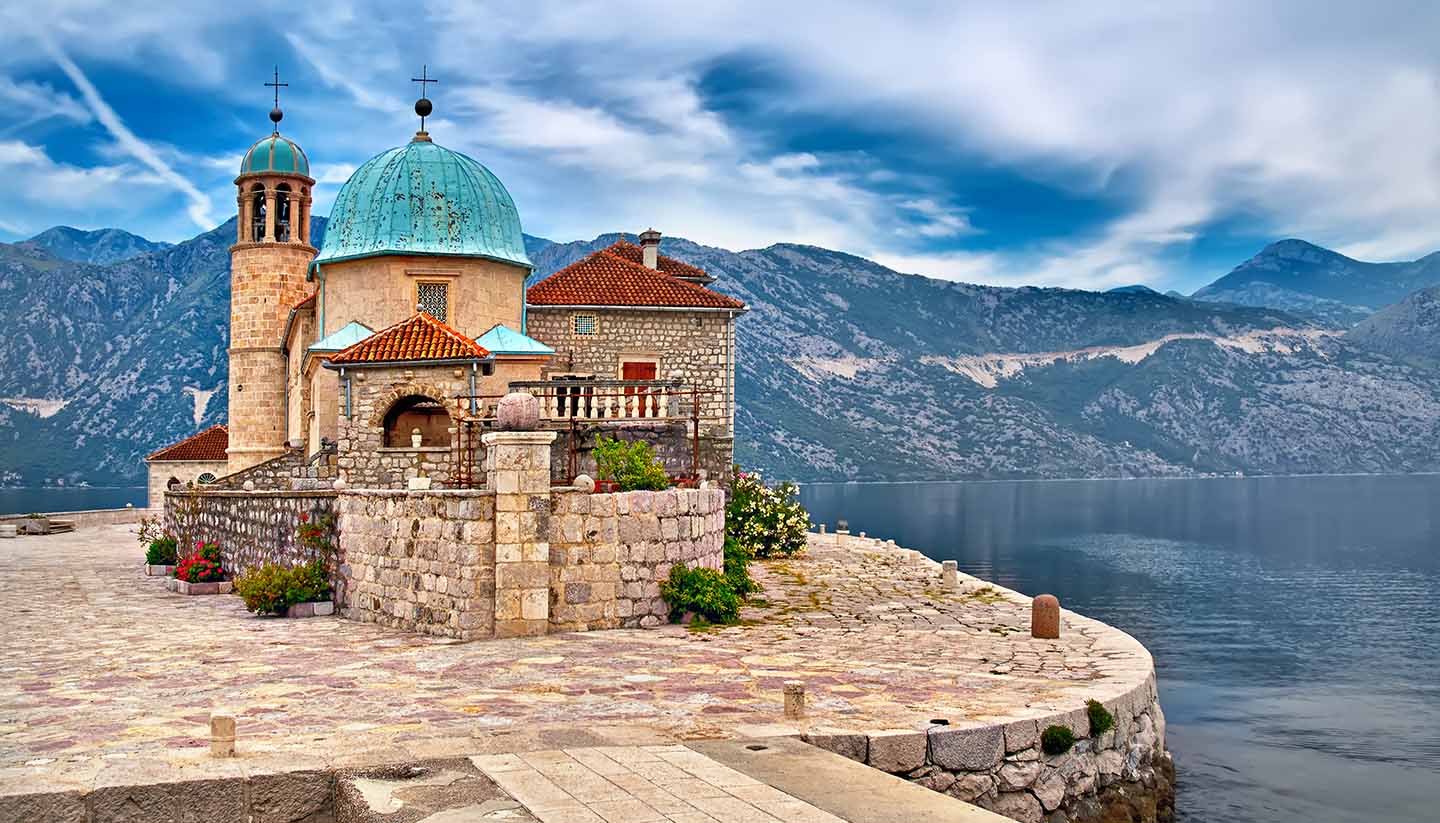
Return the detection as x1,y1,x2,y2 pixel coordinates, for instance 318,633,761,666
144,425,229,509
148,86,746,492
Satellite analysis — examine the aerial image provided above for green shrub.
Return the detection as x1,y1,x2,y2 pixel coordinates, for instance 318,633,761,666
1041,725,1076,755
235,560,332,616
594,436,670,491
145,536,178,566
1086,699,1114,736
726,468,809,558
660,563,742,624
723,537,759,596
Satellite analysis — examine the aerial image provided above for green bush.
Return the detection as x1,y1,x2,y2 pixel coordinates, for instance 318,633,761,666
145,536,178,566
660,563,742,624
1041,725,1076,755
1086,699,1115,736
727,468,809,558
593,436,670,491
235,560,332,616
723,537,759,596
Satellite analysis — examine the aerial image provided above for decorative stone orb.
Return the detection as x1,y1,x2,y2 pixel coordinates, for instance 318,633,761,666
496,391,540,431
573,474,595,493
242,480,255,492
332,477,347,490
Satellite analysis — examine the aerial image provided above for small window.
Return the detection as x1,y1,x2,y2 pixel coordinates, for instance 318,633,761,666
417,282,449,321
196,473,217,484
573,313,597,336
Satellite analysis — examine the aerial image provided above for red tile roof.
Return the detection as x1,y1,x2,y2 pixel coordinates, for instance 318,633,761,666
527,243,745,310
147,424,228,462
328,312,490,364
605,240,712,282
291,291,317,311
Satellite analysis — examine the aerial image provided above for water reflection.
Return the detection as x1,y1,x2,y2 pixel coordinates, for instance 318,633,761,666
799,476,1440,823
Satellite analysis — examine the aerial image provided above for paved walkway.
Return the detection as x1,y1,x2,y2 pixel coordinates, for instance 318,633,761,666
0,525,1151,801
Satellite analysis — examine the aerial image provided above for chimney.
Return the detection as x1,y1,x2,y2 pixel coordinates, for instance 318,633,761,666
638,228,661,270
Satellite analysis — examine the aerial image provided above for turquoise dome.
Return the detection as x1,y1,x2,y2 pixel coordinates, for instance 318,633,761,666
240,134,309,177
313,137,530,268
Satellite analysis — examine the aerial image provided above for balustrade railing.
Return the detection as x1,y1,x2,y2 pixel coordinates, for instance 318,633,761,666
507,379,687,422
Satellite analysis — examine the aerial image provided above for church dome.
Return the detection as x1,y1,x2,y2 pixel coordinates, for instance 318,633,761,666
240,134,310,177
313,138,530,268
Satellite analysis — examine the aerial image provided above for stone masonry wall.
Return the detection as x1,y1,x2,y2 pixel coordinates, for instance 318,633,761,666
146,460,228,509
163,489,338,581
548,487,726,630
526,308,737,429
335,490,496,640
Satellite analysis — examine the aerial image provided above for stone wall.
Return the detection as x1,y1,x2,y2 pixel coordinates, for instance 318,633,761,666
526,307,738,429
549,487,726,630
208,447,307,491
335,490,496,639
163,489,338,580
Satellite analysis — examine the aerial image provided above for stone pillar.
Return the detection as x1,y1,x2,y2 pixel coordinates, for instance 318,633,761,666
1032,594,1060,639
484,428,557,638
299,196,311,244
264,186,277,242
942,560,958,589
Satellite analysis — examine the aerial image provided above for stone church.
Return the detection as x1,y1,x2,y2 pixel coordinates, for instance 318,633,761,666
147,91,745,500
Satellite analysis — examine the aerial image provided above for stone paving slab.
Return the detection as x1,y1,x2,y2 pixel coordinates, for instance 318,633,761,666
0,525,1153,801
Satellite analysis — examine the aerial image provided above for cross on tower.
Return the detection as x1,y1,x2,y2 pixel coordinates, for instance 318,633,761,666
412,65,439,132
265,66,288,132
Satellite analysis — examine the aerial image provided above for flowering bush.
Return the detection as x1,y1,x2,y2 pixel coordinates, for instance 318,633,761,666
726,468,809,559
175,540,225,583
297,511,336,568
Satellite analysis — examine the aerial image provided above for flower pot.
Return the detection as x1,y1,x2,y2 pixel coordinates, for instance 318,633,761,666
166,578,233,595
285,600,335,618
145,564,175,577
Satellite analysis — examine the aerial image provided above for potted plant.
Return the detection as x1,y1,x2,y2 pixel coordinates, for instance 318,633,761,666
144,535,179,576
167,540,232,595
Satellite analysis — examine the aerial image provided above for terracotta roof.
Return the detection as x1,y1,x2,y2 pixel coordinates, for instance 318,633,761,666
146,424,228,462
527,244,745,310
291,291,317,311
328,312,490,364
605,240,712,282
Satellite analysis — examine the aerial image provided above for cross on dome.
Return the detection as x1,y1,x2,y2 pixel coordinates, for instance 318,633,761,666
264,66,288,133
411,64,439,139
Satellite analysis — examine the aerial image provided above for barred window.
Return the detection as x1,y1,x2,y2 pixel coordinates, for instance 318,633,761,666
417,282,449,321
573,313,597,336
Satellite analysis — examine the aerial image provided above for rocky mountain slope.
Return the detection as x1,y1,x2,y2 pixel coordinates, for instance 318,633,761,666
5,226,1440,485
22,226,171,266
1192,239,1440,327
1346,286,1440,368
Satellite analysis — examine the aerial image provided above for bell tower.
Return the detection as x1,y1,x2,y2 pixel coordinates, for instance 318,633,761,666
227,70,316,473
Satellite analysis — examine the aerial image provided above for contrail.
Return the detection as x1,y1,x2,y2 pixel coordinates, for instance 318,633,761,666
43,39,216,230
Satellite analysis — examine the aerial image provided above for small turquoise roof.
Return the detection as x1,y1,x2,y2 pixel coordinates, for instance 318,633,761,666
309,321,374,353
313,137,530,269
241,134,310,177
476,324,554,356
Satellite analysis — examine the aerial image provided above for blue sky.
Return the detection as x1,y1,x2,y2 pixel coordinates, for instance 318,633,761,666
4,2,1440,292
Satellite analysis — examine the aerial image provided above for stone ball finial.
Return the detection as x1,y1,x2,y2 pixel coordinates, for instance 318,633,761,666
496,392,540,431
573,474,595,493
333,477,347,490
242,480,255,492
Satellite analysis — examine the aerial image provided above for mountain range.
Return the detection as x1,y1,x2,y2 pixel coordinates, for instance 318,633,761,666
2,223,1440,486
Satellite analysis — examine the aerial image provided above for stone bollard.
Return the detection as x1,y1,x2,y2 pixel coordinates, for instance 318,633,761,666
783,681,806,719
1031,594,1061,639
818,524,827,535
210,713,236,757
836,519,849,535
942,560,958,589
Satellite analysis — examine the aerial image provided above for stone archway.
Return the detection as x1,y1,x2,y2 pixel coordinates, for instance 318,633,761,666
376,390,453,448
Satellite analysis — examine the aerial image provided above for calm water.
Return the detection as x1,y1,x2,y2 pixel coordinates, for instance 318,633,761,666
0,486,146,516
799,476,1440,823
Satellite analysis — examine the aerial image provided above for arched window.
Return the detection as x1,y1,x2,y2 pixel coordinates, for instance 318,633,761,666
250,184,266,241
196,473,217,484
383,395,452,448
275,183,292,242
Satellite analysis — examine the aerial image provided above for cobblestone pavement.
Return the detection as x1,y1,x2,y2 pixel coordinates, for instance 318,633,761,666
472,745,844,823
0,526,1150,798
